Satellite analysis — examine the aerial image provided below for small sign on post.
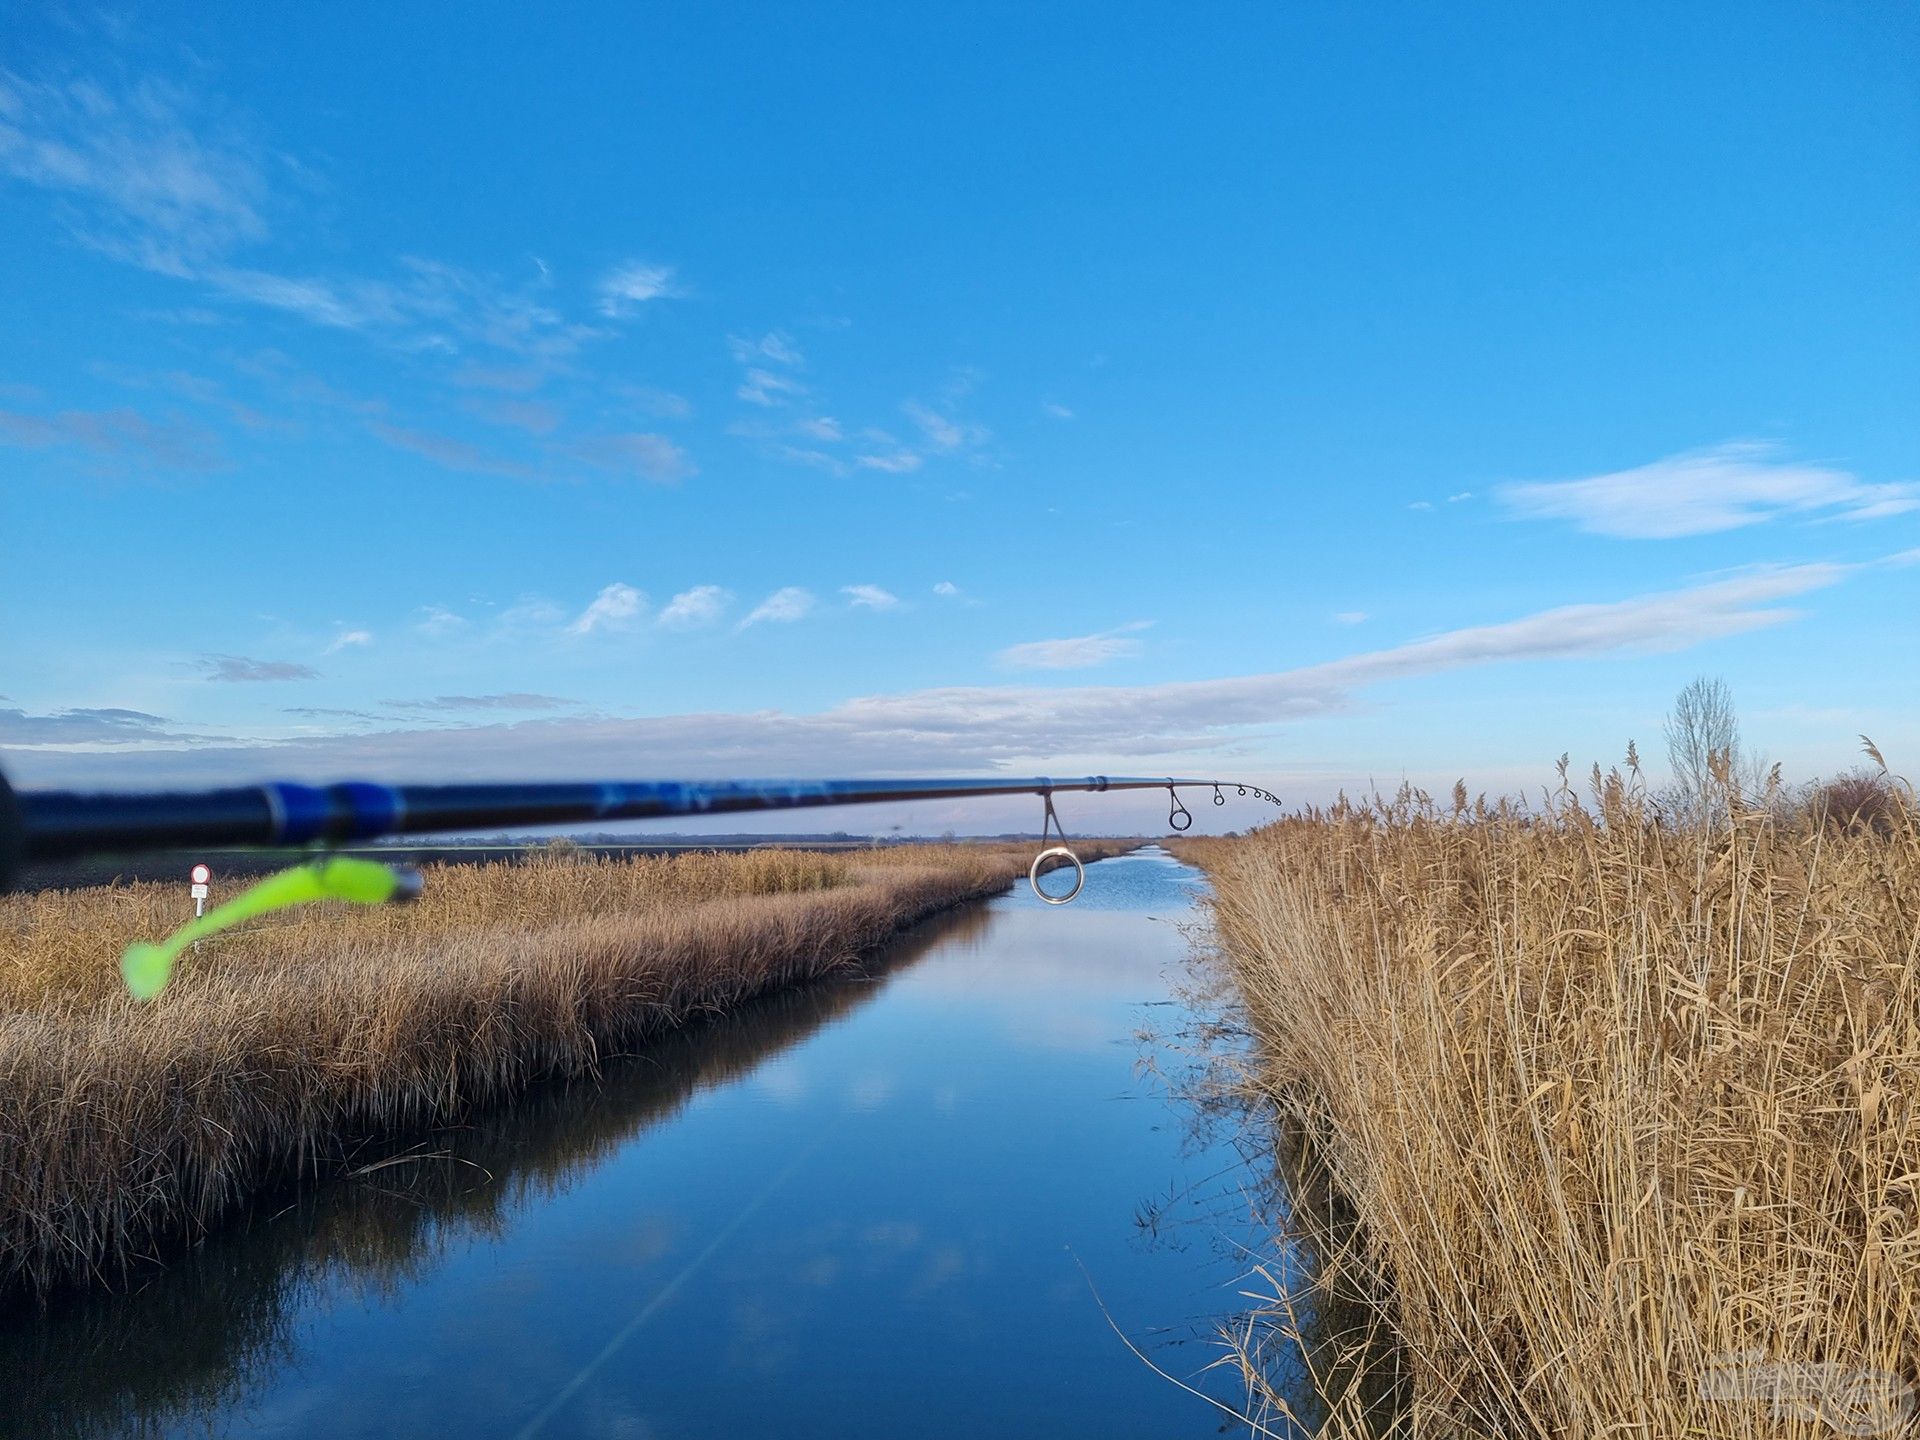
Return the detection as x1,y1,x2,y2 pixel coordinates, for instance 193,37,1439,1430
189,862,211,917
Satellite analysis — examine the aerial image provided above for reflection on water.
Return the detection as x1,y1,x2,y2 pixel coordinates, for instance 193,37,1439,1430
1,849,1317,1439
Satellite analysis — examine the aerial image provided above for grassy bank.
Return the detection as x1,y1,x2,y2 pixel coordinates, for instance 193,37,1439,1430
1177,765,1920,1437
0,842,1127,1295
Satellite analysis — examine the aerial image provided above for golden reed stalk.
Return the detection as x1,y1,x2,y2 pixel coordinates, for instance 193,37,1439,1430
1177,756,1920,1438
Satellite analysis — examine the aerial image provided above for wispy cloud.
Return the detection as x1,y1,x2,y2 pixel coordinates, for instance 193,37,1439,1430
20,560,1887,787
1042,401,1074,420
1498,442,1919,538
324,629,373,653
567,582,646,636
856,451,921,473
0,404,224,471
452,364,547,393
369,422,536,479
385,693,578,712
414,605,466,638
932,581,961,597
996,621,1151,671
0,69,268,272
596,259,680,317
465,396,563,435
841,584,899,611
94,364,286,433
1332,611,1368,625
738,367,804,407
283,706,388,724
210,267,393,329
569,431,692,483
0,705,182,745
739,586,815,628
200,654,320,682
617,383,693,419
657,584,732,629
729,331,803,367
902,399,986,452
2,66,607,361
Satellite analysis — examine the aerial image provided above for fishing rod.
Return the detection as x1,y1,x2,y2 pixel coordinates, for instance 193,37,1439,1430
0,769,1283,887
0,767,1282,997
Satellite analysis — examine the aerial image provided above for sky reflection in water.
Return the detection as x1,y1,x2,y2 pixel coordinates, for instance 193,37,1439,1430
2,848,1310,1439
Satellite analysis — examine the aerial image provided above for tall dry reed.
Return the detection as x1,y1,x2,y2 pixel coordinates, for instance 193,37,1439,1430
0,842,1124,1294
1179,756,1920,1438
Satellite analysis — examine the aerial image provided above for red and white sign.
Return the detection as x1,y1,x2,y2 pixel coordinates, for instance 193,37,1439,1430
190,863,211,885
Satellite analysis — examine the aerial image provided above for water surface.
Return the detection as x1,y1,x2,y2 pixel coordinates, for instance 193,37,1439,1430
3,848,1309,1437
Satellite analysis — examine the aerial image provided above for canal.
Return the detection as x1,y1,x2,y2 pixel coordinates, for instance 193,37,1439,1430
2,847,1309,1438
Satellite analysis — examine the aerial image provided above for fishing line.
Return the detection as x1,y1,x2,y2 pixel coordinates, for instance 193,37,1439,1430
508,1120,837,1440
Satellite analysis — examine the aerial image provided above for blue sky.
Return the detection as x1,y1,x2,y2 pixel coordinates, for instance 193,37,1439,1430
3,3,1916,832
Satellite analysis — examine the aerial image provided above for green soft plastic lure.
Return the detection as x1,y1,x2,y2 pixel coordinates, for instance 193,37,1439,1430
120,857,423,1000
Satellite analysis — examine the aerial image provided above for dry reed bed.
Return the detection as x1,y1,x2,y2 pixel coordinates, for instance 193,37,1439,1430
1177,767,1920,1438
0,843,1119,1294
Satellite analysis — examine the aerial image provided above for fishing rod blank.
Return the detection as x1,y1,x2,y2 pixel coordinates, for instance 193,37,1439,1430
0,771,1283,885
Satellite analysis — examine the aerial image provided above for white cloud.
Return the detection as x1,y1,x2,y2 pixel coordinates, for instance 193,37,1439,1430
770,444,847,475
842,584,899,611
325,629,373,653
657,584,732,629
856,452,921,473
797,416,842,442
997,622,1152,671
1409,500,1434,511
0,70,268,271
414,605,466,638
729,332,803,367
739,586,815,628
567,582,647,636
16,559,1884,788
933,581,961,597
596,260,679,317
738,368,804,406
209,267,391,329
1447,491,1473,503
1042,402,1075,420
1,68,601,362
1498,442,1919,539
1332,611,1367,625
903,400,967,451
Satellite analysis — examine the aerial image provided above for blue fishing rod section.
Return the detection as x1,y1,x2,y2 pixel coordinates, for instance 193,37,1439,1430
0,770,1283,884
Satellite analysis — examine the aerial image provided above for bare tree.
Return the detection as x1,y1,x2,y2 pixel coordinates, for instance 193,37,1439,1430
1664,676,1742,818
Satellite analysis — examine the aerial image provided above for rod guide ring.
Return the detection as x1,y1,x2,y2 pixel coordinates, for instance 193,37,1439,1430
1029,845,1085,905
